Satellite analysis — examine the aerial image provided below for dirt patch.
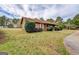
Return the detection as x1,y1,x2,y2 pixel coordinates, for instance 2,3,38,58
0,52,8,55
0,31,6,43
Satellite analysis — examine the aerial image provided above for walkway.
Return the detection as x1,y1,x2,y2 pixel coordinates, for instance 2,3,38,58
64,31,79,55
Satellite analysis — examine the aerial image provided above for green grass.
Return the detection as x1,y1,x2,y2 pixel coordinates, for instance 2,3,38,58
0,28,75,55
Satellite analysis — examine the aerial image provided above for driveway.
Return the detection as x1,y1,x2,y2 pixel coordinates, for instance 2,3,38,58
64,31,79,55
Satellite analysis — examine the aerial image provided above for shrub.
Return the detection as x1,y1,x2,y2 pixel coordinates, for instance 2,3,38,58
33,28,43,32
25,22,35,33
54,26,60,31
54,23,64,31
37,28,43,32
69,25,77,30
65,24,77,30
54,26,62,31
47,26,53,31
7,24,14,28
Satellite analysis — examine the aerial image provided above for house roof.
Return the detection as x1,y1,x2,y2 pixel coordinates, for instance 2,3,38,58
22,17,56,25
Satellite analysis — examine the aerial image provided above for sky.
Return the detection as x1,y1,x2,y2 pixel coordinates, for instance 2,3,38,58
0,4,79,20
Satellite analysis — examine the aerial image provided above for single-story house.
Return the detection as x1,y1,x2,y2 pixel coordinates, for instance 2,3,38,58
18,17,56,30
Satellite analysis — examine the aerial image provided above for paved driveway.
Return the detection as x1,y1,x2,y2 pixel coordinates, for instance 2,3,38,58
64,31,79,55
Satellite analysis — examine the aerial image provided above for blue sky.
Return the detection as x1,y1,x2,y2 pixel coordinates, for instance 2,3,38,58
0,4,79,20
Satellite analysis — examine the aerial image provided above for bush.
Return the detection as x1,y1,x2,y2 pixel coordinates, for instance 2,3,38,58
33,28,43,32
25,22,43,33
54,26,62,31
54,23,64,31
25,22,35,33
65,24,77,30
54,26,60,31
47,26,53,31
7,24,14,28
37,28,43,32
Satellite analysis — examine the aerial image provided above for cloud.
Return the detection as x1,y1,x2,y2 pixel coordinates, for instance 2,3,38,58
0,4,79,20
0,4,20,18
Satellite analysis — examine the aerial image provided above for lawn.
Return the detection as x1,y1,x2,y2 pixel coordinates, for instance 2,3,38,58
0,28,75,55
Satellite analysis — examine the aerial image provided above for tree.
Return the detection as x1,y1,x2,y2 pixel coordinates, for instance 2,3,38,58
67,18,71,23
40,17,44,21
12,18,19,24
73,14,79,20
0,16,6,26
47,18,54,22
66,18,74,24
64,18,72,29
64,18,78,30
72,14,79,26
7,24,14,28
56,16,63,23
5,18,10,26
47,26,53,31
55,16,64,30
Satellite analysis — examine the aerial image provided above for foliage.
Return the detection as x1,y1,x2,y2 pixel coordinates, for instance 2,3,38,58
5,18,10,26
0,16,19,28
47,18,54,22
56,16,63,23
54,24,64,31
25,22,35,33
64,14,79,30
40,17,44,21
72,19,79,26
7,24,14,28
47,26,53,31
59,23,65,29
72,14,79,26
55,16,64,31
12,19,19,24
54,26,61,31
0,16,6,26
34,28,43,32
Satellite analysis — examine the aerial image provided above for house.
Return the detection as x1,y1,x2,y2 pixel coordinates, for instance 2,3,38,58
18,17,56,30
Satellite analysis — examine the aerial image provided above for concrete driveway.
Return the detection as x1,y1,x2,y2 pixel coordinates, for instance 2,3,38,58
64,31,79,55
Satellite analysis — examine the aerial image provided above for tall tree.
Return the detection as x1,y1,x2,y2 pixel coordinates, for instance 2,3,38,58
72,14,79,26
5,18,10,26
73,14,79,20
12,18,19,24
47,18,54,22
55,16,64,30
65,18,72,29
0,16,6,26
56,16,63,23
40,17,44,21
66,18,72,24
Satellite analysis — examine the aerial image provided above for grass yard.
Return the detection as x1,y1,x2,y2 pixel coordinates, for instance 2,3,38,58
0,28,75,55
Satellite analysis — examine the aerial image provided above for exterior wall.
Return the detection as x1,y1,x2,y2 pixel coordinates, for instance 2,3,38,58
41,24,45,30
35,23,48,30
35,23,42,28
35,23,46,30
44,24,48,31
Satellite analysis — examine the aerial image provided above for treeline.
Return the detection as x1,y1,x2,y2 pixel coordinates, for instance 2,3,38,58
0,13,79,29
0,16,19,28
44,14,79,30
